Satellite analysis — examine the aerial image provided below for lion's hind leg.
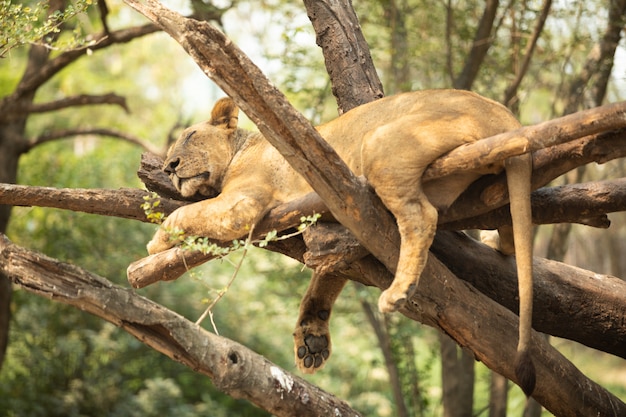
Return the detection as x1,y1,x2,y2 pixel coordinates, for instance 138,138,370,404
293,272,347,373
376,188,438,313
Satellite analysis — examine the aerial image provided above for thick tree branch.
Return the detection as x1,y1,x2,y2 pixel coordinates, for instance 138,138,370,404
1,175,623,286
442,178,625,230
302,0,384,111
0,235,362,417
0,184,184,222
26,127,163,155
424,103,626,180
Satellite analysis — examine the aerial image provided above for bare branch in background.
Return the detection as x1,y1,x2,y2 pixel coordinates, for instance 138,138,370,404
27,127,163,155
7,93,129,117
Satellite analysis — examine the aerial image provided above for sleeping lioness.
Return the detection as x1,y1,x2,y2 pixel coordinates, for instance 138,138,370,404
147,89,535,395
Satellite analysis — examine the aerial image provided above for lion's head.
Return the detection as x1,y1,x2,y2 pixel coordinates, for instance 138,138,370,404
163,98,241,198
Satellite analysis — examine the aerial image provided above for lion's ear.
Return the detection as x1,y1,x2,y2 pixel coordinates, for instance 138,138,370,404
210,97,239,129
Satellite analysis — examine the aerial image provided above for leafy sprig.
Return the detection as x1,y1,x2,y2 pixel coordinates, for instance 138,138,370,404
0,0,94,57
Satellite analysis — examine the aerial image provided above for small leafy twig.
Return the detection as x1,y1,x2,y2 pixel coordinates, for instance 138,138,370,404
141,192,167,224
195,224,256,332
0,0,94,57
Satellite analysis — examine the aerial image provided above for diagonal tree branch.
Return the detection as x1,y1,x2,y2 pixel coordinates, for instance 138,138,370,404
453,0,499,89
503,0,552,108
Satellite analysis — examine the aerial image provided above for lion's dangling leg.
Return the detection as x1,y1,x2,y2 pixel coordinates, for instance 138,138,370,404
375,187,439,313
293,272,348,373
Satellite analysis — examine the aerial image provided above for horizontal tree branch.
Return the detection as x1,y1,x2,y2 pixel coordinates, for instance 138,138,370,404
26,127,163,155
0,235,362,417
4,179,623,358
443,128,626,222
1,175,623,285
424,103,626,179
8,22,161,102
5,93,129,118
0,184,184,222
442,178,625,230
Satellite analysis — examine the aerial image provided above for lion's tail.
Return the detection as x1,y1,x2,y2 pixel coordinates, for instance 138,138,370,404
505,153,536,397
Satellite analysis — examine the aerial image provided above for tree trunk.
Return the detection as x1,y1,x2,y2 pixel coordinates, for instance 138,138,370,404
440,334,474,417
302,0,384,111
453,0,499,89
362,300,410,417
488,372,508,417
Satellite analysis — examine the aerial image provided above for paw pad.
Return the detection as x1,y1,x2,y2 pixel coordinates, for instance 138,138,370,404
298,334,330,369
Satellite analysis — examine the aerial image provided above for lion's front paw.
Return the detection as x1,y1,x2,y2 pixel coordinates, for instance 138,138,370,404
293,310,332,373
146,229,174,255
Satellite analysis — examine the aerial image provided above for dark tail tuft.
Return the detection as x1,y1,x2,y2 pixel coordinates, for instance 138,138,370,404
515,349,536,397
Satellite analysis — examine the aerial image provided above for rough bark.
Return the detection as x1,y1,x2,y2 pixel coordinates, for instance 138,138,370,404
302,0,384,111
0,235,361,417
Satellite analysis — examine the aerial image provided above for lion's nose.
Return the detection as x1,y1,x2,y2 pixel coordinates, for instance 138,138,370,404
164,157,180,174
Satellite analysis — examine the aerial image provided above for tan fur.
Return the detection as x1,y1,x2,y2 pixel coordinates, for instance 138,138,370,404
148,90,535,393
